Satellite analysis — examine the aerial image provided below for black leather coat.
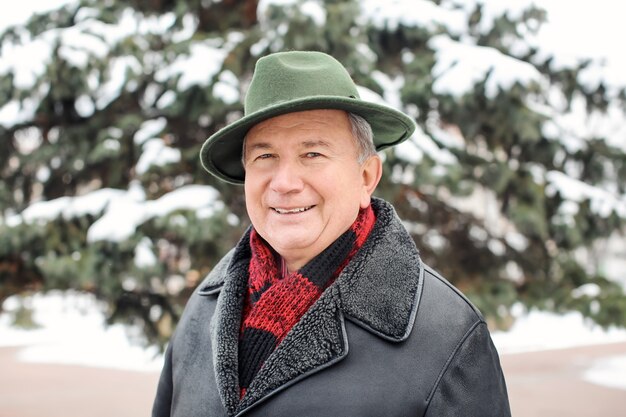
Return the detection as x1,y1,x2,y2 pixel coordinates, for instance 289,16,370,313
153,199,511,417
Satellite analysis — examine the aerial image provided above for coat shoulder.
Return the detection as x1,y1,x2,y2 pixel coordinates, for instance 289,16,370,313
420,263,484,325
197,248,236,295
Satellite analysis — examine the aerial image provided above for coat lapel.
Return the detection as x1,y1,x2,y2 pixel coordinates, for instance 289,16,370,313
203,233,251,416
236,285,348,414
336,198,423,342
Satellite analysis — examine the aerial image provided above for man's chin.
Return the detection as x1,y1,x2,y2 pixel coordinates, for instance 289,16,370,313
267,236,316,252
264,234,322,262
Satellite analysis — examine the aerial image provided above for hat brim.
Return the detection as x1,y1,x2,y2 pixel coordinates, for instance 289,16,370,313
200,96,416,184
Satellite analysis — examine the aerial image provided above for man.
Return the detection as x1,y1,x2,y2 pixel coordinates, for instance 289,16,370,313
153,51,511,416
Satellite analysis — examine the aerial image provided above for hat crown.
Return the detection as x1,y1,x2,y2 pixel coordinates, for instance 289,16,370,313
244,51,360,115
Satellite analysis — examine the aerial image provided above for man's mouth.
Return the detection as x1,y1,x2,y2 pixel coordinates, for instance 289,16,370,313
271,205,315,214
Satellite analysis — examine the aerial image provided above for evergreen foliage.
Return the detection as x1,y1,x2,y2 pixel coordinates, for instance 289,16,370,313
1,0,625,347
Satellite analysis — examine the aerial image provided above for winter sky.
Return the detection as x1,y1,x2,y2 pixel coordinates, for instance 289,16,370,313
538,0,626,89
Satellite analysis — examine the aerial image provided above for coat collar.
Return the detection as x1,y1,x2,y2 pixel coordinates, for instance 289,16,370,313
198,198,423,415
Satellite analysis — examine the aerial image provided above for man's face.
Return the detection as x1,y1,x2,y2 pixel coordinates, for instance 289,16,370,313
243,109,380,271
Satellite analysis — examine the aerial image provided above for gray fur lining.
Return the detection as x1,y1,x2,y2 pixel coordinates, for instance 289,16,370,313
207,231,251,415
336,198,423,341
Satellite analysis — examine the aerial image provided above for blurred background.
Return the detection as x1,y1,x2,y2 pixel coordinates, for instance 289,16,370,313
1,0,625,416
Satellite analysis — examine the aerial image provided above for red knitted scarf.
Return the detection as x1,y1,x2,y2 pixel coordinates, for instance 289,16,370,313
238,205,376,397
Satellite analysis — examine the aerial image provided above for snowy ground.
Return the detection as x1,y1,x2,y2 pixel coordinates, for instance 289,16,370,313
0,291,163,372
1,290,626,391
491,306,626,391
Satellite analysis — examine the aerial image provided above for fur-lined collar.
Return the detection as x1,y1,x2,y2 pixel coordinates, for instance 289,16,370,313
198,198,423,415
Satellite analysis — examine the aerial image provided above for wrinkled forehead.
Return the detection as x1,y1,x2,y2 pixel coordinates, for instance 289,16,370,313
242,109,353,152
248,109,350,134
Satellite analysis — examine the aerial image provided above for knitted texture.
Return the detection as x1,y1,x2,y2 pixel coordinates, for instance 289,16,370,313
238,205,376,397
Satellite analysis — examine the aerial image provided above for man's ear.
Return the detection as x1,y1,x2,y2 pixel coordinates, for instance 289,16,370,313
360,155,383,209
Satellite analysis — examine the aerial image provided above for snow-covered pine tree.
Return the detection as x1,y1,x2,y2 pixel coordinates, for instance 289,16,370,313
1,0,624,346
0,0,258,344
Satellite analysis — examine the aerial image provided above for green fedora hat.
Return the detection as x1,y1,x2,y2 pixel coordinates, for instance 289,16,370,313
200,50,416,184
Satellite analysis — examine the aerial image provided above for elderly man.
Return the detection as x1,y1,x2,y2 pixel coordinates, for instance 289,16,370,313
152,51,511,417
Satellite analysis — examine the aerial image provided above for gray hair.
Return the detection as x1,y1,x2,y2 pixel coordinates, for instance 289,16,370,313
241,112,376,166
347,112,376,164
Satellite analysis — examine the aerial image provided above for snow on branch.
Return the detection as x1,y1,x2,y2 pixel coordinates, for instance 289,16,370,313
429,35,545,99
546,171,626,219
6,183,222,243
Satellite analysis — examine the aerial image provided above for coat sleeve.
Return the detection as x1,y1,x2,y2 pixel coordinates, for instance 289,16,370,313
424,322,511,417
152,343,174,417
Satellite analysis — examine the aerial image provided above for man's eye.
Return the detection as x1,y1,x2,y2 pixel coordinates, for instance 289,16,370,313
256,153,273,160
305,152,322,158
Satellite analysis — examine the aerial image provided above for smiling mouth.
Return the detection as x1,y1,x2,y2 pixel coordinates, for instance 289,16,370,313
271,205,315,214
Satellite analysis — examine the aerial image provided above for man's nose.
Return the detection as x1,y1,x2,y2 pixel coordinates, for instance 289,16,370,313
269,159,304,194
